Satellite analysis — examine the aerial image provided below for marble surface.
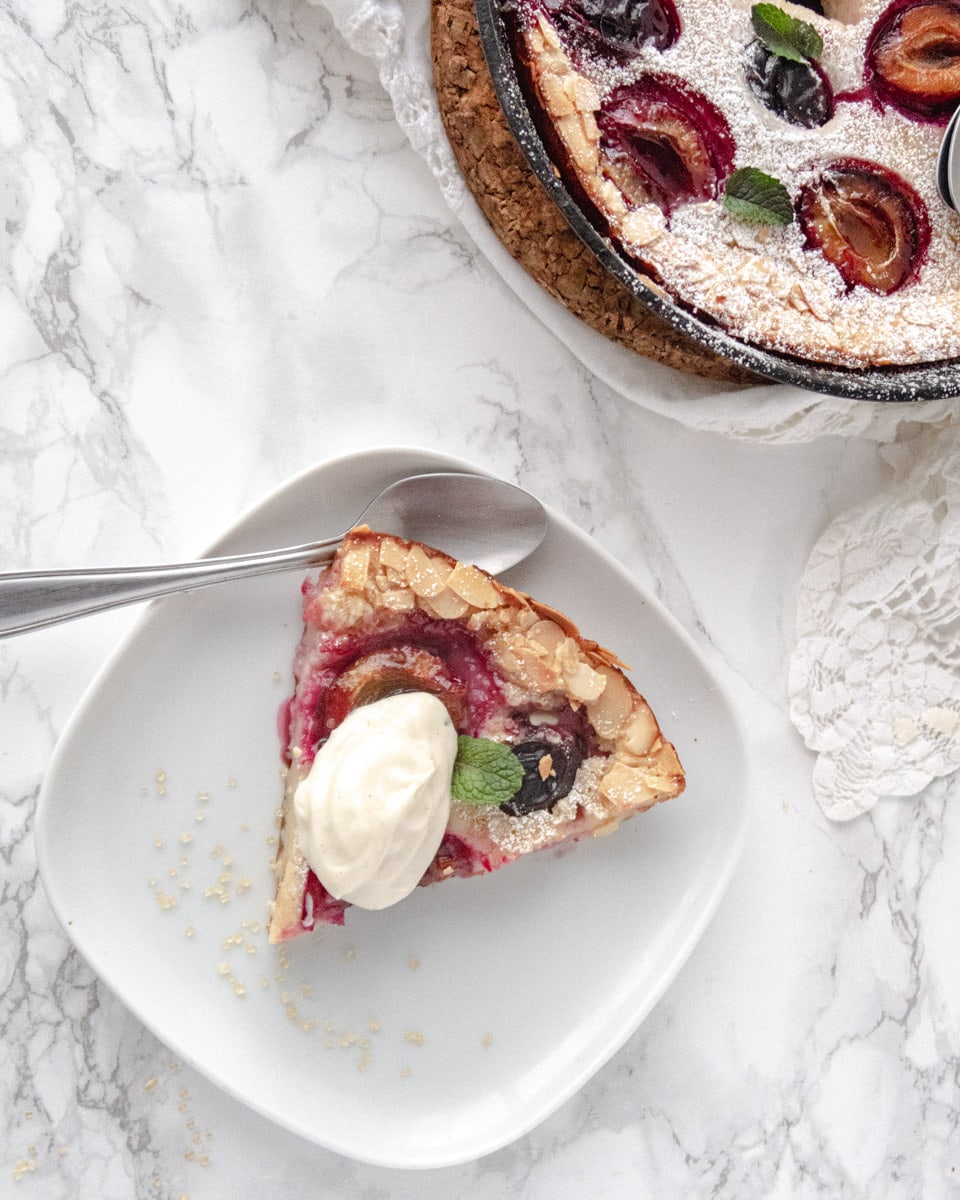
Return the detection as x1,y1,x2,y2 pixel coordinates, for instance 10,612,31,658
2,1,960,1196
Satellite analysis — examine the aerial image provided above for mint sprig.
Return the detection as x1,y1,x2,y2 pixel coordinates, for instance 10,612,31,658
723,167,794,225
751,3,823,62
450,736,524,807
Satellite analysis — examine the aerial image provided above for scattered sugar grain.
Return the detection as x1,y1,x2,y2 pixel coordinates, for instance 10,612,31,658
400,1067,412,1079
154,837,165,849
404,1030,425,1046
481,1034,493,1049
407,956,420,971
144,1077,159,1093
13,1158,37,1181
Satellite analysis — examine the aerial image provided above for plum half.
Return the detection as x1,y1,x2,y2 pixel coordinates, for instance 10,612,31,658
797,159,930,293
866,0,960,122
542,0,680,63
744,39,835,127
597,75,737,214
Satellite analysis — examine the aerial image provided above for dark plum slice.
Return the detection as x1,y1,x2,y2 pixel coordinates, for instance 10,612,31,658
744,39,835,127
499,737,586,816
797,159,930,293
866,0,960,122
544,0,680,61
597,75,736,215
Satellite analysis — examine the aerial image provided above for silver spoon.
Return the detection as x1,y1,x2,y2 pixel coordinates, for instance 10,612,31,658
0,473,547,639
937,105,960,210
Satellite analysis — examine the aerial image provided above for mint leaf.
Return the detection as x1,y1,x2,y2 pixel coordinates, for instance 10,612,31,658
751,3,823,62
723,167,794,225
450,736,524,807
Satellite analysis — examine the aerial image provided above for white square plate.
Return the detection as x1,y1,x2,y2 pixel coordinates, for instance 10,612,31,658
36,446,750,1168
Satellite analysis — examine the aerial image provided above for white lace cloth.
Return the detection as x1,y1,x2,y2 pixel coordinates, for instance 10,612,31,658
312,0,960,817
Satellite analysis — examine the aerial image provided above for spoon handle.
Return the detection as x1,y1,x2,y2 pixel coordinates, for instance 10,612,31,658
0,536,343,639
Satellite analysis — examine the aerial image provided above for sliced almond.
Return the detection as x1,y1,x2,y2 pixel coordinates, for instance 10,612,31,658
621,703,659,757
587,667,632,739
378,539,407,572
558,113,599,174
511,644,561,690
405,545,451,598
527,618,566,654
340,545,371,594
598,762,658,811
423,587,470,620
446,562,499,610
540,71,575,118
562,658,606,703
488,633,523,676
569,75,599,114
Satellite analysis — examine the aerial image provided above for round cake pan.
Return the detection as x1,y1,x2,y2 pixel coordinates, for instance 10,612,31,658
473,0,960,403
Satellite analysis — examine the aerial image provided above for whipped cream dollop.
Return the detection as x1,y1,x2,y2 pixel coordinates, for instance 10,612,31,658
293,692,458,910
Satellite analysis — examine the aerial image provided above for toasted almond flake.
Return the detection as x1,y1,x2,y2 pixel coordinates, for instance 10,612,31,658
404,545,450,598
621,704,658,756
527,618,566,653
561,657,606,703
446,562,499,609
599,762,667,811
378,539,407,571
340,545,371,594
587,667,632,739
538,754,554,781
509,643,560,689
423,587,470,620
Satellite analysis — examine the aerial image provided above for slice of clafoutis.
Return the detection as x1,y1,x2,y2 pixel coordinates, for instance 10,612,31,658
268,528,684,942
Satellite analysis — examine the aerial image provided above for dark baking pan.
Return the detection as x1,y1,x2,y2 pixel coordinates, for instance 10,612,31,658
473,0,960,402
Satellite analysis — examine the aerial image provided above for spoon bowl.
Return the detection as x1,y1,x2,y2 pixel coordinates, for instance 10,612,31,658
0,473,547,638
937,105,960,210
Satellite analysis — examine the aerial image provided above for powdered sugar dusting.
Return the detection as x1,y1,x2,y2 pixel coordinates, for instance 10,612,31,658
520,0,960,366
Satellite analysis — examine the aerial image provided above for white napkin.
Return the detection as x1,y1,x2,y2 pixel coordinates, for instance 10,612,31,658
311,0,960,816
